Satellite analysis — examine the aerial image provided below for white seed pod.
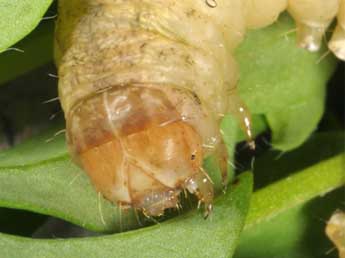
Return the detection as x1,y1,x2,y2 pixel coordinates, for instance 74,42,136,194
287,0,340,52
326,211,345,258
329,0,345,60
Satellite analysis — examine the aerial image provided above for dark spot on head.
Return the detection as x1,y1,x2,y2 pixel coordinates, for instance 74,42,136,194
185,55,194,66
191,154,196,160
140,43,147,49
191,91,201,105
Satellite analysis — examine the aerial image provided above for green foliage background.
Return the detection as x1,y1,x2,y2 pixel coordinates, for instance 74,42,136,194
0,1,343,258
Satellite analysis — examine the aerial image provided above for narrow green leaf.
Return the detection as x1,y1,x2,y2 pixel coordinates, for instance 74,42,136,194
0,0,53,52
0,172,252,258
246,153,344,229
235,188,344,258
233,132,345,258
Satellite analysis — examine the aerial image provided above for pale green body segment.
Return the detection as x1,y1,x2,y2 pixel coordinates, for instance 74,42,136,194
56,0,343,121
56,0,234,119
55,0,291,120
55,0,292,153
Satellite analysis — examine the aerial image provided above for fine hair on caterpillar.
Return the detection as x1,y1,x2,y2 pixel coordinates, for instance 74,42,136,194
55,0,345,218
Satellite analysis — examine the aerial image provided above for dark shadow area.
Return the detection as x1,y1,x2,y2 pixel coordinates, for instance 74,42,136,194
0,64,62,149
0,207,103,238
319,61,345,130
251,131,344,190
302,187,345,258
32,217,101,238
0,208,47,236
235,130,272,173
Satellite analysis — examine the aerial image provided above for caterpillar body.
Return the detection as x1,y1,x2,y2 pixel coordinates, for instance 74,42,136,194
55,0,344,217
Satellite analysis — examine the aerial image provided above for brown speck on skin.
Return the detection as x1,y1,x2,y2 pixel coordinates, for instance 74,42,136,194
185,55,194,66
186,9,196,18
158,50,165,59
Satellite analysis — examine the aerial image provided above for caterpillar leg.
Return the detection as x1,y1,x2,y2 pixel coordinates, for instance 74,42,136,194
287,0,339,52
227,91,255,150
216,142,230,187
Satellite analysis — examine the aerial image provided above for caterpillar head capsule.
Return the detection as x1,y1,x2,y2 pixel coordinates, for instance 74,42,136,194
66,87,214,217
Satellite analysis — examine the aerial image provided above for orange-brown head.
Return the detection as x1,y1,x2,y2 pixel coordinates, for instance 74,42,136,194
66,86,214,217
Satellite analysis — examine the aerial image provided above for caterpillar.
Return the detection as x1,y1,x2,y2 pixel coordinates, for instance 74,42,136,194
55,0,344,218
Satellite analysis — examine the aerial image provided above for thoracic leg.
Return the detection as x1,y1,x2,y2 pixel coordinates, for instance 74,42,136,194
287,0,339,52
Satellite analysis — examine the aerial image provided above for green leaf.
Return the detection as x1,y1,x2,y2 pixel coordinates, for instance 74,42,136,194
0,146,138,233
0,20,54,85
0,0,53,52
235,14,338,150
234,132,345,258
0,172,252,258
